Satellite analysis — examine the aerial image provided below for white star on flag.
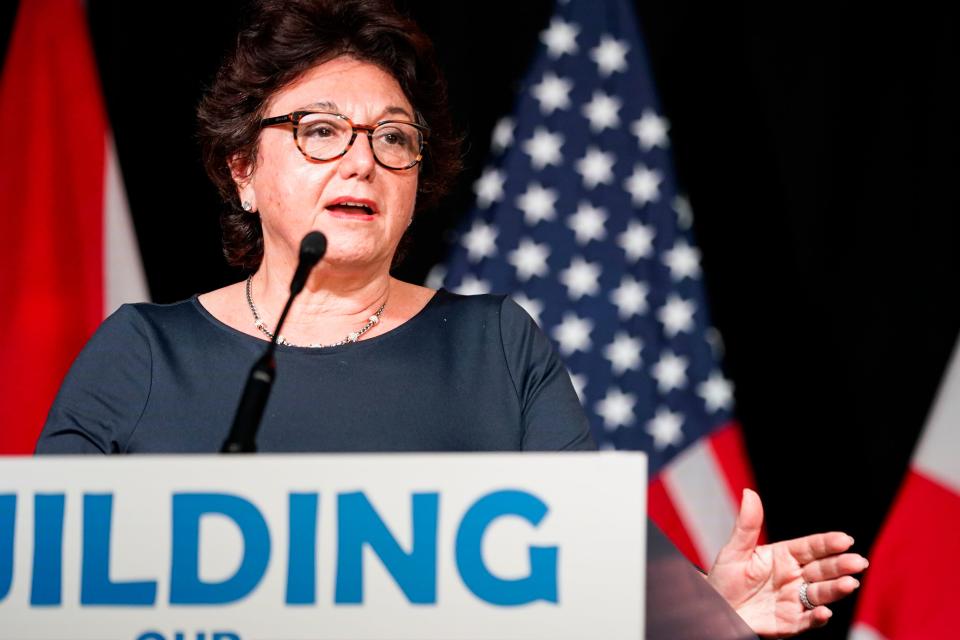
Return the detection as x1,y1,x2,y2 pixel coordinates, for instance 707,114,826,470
652,351,688,393
460,219,498,262
559,256,602,300
610,274,649,318
508,238,551,281
698,372,734,412
515,182,558,225
473,167,506,208
453,274,491,296
631,109,670,150
657,294,696,337
617,220,656,261
424,264,446,290
567,201,608,245
568,371,588,404
532,72,574,115
672,194,694,230
596,387,637,429
663,240,702,280
590,35,629,76
512,292,545,327
552,312,593,356
603,331,643,375
581,90,622,132
706,326,726,359
522,126,565,170
491,117,515,153
646,407,684,450
574,146,616,189
624,163,663,206
540,16,580,58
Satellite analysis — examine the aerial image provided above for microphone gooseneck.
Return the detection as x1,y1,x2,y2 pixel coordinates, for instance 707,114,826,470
221,231,327,453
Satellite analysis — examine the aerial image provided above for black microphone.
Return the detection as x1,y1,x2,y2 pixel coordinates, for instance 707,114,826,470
221,231,327,453
290,231,327,296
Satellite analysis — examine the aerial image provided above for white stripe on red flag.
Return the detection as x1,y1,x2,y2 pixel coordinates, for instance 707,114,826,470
649,421,760,568
662,431,739,564
0,0,148,454
104,134,149,315
850,337,960,639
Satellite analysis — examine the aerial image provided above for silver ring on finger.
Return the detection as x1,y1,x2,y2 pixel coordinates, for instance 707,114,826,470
799,581,816,610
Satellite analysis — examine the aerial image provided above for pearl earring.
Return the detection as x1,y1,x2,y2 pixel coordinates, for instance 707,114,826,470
242,200,253,212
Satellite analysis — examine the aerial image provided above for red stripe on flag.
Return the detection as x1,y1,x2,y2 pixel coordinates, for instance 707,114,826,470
854,469,960,639
708,420,765,542
0,0,106,453
648,475,705,568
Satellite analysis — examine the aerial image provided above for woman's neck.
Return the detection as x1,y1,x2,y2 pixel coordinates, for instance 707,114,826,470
250,258,392,346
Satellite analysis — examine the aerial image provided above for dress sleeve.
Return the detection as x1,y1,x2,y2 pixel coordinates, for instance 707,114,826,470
498,297,597,451
35,305,153,454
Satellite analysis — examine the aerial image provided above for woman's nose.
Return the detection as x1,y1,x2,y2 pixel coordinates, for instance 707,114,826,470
337,132,377,179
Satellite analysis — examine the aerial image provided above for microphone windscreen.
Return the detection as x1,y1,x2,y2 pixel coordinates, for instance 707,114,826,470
299,231,327,265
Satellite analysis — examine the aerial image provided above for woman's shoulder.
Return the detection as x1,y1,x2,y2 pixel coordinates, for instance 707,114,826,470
89,295,235,357
381,280,512,333
106,296,207,334
429,288,536,329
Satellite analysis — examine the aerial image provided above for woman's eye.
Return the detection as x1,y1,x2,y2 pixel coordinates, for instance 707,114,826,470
304,125,335,138
379,131,408,146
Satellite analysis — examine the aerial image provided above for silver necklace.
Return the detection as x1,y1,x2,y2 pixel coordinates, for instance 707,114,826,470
245,275,385,348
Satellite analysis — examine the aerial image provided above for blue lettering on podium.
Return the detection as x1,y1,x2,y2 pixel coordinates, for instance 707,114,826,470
32,494,65,605
286,493,318,604
82,494,158,605
170,493,270,605
335,492,438,604
135,633,240,640
2,487,560,609
456,489,558,605
0,494,14,602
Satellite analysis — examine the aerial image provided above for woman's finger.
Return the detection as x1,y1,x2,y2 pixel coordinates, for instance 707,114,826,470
802,553,869,582
805,575,861,606
786,531,854,564
803,605,833,630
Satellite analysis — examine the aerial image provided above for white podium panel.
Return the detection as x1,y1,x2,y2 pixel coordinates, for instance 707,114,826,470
0,452,646,640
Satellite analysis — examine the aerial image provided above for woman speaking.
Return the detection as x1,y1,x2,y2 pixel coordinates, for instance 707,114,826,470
36,1,866,636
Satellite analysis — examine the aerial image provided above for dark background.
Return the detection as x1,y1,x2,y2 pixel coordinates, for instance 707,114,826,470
3,2,959,637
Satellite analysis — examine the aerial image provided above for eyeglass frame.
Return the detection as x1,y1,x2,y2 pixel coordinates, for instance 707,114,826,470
259,111,429,170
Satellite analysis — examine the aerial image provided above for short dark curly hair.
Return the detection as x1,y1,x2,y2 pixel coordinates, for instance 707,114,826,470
197,0,461,270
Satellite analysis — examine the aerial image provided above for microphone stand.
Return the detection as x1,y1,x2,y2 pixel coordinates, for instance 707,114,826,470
221,232,327,453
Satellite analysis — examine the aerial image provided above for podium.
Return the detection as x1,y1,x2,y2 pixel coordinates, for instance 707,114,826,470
646,521,756,639
0,453,755,640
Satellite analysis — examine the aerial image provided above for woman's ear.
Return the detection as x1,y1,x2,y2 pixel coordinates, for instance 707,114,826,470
228,153,256,211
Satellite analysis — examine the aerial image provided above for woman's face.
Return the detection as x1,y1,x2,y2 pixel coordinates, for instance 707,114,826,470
241,56,420,273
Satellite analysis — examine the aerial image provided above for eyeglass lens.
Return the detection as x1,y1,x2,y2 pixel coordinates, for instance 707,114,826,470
297,114,422,168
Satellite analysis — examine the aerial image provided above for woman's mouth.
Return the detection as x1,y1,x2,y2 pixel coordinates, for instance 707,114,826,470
326,198,378,218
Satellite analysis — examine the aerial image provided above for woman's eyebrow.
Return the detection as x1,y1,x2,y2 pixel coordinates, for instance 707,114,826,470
302,100,339,112
381,105,414,120
300,101,414,121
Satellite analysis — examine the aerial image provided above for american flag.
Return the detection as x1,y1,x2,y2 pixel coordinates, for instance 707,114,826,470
440,0,759,568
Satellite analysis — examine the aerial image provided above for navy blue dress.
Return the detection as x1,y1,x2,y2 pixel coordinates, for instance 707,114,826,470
36,290,596,454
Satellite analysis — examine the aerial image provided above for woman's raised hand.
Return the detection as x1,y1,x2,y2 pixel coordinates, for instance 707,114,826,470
706,489,869,638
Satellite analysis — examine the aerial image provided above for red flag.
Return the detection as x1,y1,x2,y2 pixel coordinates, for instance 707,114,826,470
850,337,960,639
0,0,148,454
